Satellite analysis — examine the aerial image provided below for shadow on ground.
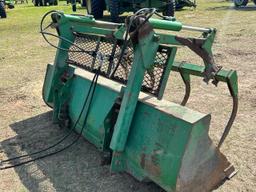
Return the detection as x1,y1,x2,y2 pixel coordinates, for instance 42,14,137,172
1,112,163,192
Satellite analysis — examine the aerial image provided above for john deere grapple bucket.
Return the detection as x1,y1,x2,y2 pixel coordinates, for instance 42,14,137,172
41,10,238,192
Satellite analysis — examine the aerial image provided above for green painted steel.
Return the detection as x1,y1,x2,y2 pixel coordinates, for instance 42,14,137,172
171,62,238,96
111,98,209,191
42,12,238,192
44,64,120,150
149,18,182,31
110,31,159,152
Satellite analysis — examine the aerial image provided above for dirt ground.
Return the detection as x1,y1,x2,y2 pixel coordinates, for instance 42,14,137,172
0,1,256,192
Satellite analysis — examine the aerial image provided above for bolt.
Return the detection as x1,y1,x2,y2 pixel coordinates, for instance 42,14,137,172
153,35,160,42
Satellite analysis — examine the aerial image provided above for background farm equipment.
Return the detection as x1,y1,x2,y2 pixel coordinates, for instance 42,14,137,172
175,0,196,10
88,0,196,21
233,0,256,7
67,0,86,12
71,0,196,22
0,9,238,192
85,0,177,21
32,0,58,6
0,0,14,18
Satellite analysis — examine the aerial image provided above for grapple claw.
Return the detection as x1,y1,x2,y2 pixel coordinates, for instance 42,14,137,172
40,11,238,192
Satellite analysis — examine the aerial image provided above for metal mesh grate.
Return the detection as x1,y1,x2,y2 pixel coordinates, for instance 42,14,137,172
67,33,171,96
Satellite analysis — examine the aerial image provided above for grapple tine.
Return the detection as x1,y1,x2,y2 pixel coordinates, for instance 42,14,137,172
218,70,238,148
172,62,239,148
178,64,191,106
218,95,238,148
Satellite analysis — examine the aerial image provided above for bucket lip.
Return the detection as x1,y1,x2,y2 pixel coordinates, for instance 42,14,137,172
72,65,208,124
176,143,235,192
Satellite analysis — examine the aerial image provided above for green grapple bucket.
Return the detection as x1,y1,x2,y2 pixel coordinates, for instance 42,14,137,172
42,11,238,192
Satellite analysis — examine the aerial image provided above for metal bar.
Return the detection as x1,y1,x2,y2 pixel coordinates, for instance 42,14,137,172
66,14,211,34
149,18,211,33
110,47,147,152
157,47,177,100
110,26,159,152
172,62,231,83
182,25,212,33
149,18,183,31
65,14,122,29
94,20,121,29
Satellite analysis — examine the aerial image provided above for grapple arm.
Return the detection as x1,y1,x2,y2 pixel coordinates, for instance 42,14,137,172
147,18,238,147
171,61,238,147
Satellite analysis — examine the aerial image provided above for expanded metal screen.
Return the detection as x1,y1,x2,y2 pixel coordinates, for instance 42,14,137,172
67,32,171,96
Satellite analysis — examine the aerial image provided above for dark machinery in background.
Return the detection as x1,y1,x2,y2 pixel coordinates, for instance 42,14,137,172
71,0,196,22
175,0,196,10
32,0,58,6
0,0,14,18
233,0,256,7
67,0,86,12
